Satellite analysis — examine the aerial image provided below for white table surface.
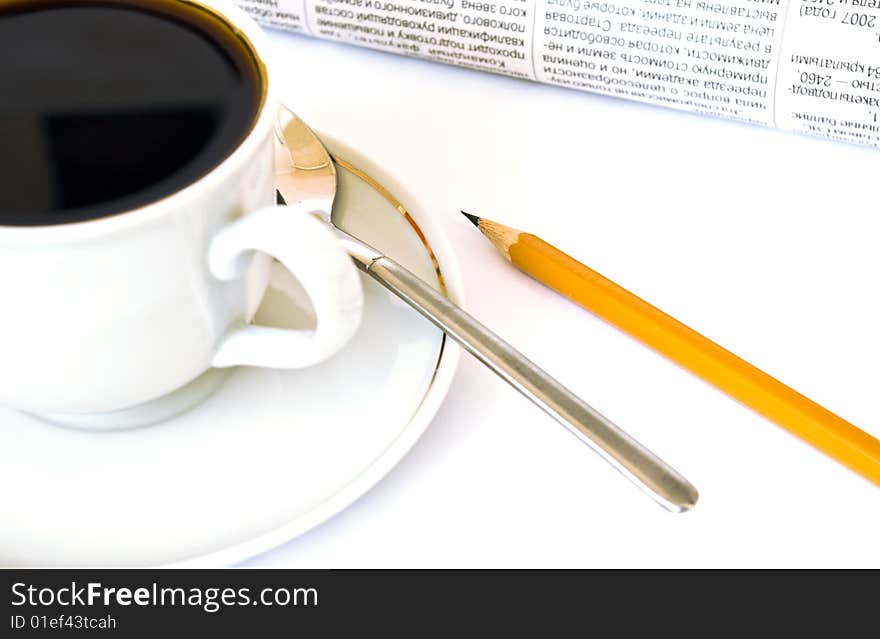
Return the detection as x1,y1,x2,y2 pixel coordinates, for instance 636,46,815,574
244,27,880,568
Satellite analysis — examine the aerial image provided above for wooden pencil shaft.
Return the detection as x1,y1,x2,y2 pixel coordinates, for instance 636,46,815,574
507,231,880,486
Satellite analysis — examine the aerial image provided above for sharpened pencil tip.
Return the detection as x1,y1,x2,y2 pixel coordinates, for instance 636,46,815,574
461,211,480,227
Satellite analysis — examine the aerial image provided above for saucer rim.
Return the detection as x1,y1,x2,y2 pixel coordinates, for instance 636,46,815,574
170,132,464,567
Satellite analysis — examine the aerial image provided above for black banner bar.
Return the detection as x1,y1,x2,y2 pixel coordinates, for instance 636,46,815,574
0,569,873,635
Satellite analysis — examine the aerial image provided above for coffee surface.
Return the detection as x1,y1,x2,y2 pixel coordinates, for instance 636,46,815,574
0,1,262,226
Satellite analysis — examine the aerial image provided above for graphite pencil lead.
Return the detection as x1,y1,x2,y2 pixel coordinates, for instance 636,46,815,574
461,211,481,227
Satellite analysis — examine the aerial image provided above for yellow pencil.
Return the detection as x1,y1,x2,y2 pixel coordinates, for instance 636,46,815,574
463,212,880,487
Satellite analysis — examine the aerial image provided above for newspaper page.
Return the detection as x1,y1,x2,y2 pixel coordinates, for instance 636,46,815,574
238,0,880,147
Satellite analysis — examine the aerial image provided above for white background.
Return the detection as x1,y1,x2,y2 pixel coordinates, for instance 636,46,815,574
245,27,880,567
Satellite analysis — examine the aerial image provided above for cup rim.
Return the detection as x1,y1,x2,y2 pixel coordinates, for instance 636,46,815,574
0,0,276,245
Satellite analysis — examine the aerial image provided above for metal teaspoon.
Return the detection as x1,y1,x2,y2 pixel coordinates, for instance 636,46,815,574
273,108,699,513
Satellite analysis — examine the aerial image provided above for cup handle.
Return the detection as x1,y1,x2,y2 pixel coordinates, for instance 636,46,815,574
207,203,363,369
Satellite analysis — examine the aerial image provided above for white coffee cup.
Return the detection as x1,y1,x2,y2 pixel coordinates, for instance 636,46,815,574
0,0,364,428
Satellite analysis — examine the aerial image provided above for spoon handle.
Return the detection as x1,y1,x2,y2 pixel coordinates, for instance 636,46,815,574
335,229,699,513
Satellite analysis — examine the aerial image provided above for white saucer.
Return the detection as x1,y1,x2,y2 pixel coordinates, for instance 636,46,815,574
0,135,463,567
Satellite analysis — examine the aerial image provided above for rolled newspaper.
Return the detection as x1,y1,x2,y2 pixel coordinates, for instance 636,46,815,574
238,0,880,147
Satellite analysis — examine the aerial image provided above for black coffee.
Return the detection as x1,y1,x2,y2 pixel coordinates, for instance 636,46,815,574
0,0,264,226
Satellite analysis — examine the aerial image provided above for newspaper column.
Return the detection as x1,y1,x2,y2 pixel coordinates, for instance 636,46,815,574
237,0,880,147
